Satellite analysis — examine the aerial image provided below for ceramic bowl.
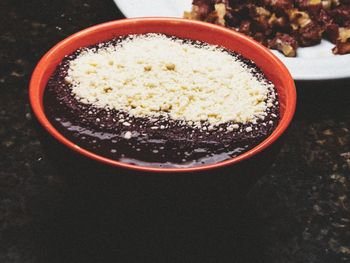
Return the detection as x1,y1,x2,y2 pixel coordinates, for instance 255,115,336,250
30,18,296,173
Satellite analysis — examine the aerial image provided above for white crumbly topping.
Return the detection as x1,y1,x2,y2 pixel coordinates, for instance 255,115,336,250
65,34,275,127
124,131,132,139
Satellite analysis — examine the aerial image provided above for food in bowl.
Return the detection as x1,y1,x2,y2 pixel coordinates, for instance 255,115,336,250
44,33,280,168
184,0,350,57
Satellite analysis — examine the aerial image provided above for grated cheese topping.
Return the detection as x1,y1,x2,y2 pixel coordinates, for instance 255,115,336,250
65,34,275,128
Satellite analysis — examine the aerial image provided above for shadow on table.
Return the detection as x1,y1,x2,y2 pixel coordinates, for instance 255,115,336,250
30,117,283,263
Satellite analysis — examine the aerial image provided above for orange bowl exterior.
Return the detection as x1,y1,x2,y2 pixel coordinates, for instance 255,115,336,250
29,18,296,173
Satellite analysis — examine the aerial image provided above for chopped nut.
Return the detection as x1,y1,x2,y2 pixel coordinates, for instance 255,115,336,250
165,63,176,71
103,87,112,93
339,27,350,42
214,3,227,26
321,0,332,9
144,65,152,71
289,9,312,29
268,33,298,57
256,6,271,17
268,13,287,29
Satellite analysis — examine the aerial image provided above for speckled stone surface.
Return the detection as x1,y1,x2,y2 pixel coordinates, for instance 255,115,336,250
0,0,349,262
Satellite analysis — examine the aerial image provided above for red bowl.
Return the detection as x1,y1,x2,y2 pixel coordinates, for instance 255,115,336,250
29,18,296,173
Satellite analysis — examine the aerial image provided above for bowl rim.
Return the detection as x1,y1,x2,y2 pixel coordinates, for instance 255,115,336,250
29,17,296,173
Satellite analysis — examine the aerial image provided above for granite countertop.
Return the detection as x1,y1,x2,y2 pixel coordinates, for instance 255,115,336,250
0,0,349,262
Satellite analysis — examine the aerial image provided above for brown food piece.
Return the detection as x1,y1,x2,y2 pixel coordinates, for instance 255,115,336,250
268,33,298,56
318,8,334,28
239,20,253,36
288,8,312,30
333,27,350,54
330,5,350,26
321,0,332,9
200,3,227,25
297,21,323,46
333,42,350,54
184,1,230,26
318,9,340,42
325,23,340,43
213,3,227,25
268,13,289,31
332,0,341,7
253,32,268,44
184,0,214,20
249,6,273,36
185,0,350,56
264,0,293,12
296,0,322,15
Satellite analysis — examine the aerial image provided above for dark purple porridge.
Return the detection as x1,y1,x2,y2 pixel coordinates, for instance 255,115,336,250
44,34,280,168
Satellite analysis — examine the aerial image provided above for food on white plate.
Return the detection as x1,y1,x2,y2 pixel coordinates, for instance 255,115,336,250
184,0,350,57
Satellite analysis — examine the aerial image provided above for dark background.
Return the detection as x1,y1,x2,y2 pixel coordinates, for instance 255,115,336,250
0,0,349,262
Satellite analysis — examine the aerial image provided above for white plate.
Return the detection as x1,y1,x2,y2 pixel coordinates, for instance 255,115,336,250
114,0,350,80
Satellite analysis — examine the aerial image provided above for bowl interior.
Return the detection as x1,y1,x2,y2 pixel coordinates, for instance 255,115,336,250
30,18,296,173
